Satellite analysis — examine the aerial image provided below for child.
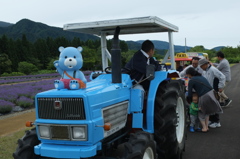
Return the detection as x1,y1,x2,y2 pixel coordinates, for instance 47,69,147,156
189,93,200,132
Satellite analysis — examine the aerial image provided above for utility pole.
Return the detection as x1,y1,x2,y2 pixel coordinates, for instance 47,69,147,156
185,38,187,53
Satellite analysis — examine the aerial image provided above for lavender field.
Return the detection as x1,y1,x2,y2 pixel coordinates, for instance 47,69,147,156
0,73,60,85
0,79,56,114
0,72,91,114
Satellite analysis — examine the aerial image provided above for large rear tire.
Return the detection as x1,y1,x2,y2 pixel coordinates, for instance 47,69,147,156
13,127,41,159
154,80,186,159
122,131,157,159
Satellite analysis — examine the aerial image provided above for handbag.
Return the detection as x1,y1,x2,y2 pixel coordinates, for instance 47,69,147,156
213,90,220,101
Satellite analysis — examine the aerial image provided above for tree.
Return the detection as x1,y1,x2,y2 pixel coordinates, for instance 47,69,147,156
0,53,12,75
106,40,128,53
34,39,50,69
188,45,206,52
21,34,33,62
55,37,70,47
7,38,19,71
46,37,58,58
47,58,58,70
18,61,38,75
220,47,240,63
71,37,84,47
121,50,135,67
221,47,240,58
81,46,100,70
0,35,8,54
199,49,216,59
120,40,129,52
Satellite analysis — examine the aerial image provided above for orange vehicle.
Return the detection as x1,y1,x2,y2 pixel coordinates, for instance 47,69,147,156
165,52,208,70
165,52,192,70
174,53,192,69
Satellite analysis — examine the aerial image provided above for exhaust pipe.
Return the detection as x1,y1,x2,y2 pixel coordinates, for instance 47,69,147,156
111,26,121,83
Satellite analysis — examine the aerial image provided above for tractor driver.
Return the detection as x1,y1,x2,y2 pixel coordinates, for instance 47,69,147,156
123,40,160,92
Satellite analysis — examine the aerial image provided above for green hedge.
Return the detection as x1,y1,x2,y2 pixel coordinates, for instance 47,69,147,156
227,58,240,63
0,105,12,113
1,72,25,77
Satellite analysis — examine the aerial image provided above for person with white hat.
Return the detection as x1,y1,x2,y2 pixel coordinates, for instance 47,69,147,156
199,58,226,128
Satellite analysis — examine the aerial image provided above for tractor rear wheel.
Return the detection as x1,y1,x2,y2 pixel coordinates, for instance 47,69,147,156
122,131,157,159
13,127,41,159
154,80,186,159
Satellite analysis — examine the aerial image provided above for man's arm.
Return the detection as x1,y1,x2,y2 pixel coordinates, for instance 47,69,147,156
213,63,219,67
216,61,225,72
213,67,226,90
180,65,191,78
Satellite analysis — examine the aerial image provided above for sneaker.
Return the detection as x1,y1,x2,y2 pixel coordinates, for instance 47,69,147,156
209,122,217,128
220,102,225,106
189,126,195,132
216,122,221,128
209,122,221,128
223,99,232,107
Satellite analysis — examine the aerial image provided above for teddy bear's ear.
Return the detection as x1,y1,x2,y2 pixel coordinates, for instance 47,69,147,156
77,46,83,52
58,46,64,52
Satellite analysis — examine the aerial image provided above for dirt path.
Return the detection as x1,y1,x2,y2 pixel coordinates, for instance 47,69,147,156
0,109,36,137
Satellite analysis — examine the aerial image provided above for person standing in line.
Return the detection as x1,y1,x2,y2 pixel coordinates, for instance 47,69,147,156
213,51,232,107
180,57,203,78
186,67,222,132
198,58,225,129
189,93,200,132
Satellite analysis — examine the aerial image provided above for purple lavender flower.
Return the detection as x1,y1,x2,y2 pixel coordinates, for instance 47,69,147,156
0,73,60,84
0,72,91,109
16,96,34,108
0,99,14,113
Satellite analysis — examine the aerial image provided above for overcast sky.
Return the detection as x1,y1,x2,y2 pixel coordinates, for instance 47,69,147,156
1,0,240,49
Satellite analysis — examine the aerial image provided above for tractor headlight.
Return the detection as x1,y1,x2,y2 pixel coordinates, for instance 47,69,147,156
71,126,87,140
38,125,50,138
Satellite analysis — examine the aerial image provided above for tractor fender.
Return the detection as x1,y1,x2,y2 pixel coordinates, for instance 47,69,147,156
143,70,179,133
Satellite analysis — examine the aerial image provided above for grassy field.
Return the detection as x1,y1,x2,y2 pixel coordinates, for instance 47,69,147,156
0,128,31,159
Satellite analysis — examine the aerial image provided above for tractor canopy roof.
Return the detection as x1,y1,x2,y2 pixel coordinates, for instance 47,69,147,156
63,16,178,36
63,16,179,70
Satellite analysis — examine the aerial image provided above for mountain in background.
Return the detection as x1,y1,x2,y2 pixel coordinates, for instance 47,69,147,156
0,19,99,42
126,40,192,55
0,19,224,53
0,21,13,27
212,46,225,51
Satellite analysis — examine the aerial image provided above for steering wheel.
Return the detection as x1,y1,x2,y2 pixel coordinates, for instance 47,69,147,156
104,66,112,74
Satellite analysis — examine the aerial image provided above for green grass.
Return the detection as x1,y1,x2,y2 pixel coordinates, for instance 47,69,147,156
0,128,31,159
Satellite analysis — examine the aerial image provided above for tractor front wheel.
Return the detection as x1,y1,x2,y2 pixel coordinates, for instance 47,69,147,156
154,80,186,159
122,131,157,159
13,127,41,159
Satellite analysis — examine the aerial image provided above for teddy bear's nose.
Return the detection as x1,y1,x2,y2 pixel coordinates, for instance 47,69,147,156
69,59,72,61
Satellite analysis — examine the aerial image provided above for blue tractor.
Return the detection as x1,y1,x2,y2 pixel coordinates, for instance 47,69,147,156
13,16,187,159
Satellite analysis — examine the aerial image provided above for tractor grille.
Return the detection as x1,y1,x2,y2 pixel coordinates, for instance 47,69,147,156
102,101,129,137
37,98,85,120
